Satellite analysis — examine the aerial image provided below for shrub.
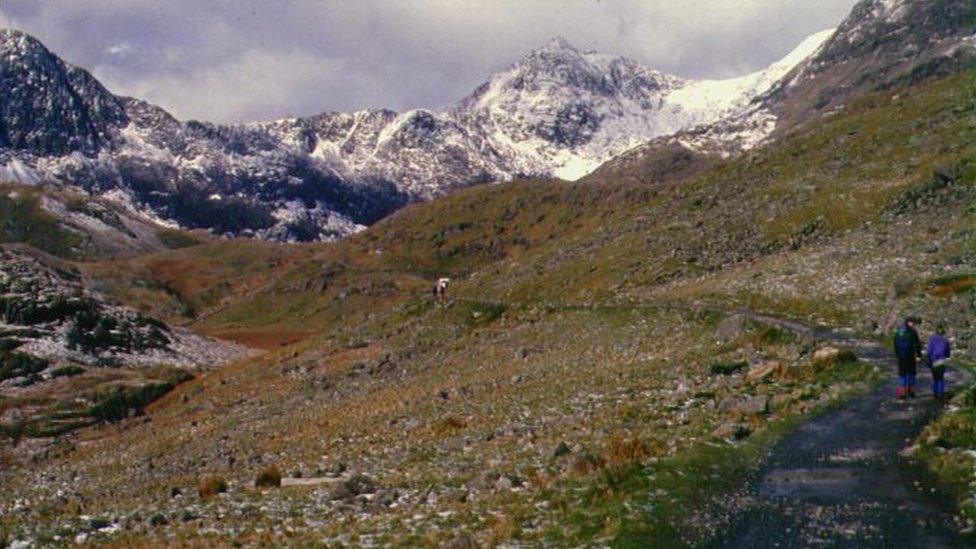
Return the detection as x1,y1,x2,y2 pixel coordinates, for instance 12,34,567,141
0,351,49,382
570,451,606,476
255,465,282,488
331,474,375,501
751,323,797,344
927,274,976,297
198,477,228,499
50,365,85,378
156,228,205,250
89,381,182,422
433,415,467,435
604,436,651,466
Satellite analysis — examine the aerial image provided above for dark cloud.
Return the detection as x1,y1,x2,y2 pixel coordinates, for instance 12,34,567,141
0,0,859,123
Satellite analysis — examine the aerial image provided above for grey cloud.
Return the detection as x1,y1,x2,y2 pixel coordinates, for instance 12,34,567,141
0,0,858,123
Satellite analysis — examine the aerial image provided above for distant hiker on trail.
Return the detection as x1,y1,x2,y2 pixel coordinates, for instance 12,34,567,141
926,325,951,400
893,316,922,399
432,277,450,302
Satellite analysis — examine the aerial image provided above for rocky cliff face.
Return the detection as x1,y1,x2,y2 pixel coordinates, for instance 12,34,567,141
764,0,976,130
0,29,127,155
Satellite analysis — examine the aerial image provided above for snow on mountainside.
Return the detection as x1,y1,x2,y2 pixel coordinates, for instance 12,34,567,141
0,26,839,242
452,33,835,180
587,0,976,187
667,29,837,128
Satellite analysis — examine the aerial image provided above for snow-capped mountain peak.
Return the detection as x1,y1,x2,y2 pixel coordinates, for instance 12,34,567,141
451,31,831,180
0,29,835,237
4,0,970,244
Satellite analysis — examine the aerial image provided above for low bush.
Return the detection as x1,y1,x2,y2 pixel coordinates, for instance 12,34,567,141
0,351,49,382
433,415,467,435
709,361,747,376
50,365,85,378
254,465,282,488
570,451,607,476
90,381,181,422
198,477,228,499
331,474,375,501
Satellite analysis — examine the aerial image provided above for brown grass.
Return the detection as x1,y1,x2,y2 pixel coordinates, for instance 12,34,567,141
254,465,282,488
432,415,468,435
929,276,976,297
603,435,652,466
197,477,228,499
199,328,314,351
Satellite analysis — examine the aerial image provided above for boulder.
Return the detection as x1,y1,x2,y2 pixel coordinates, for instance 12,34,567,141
493,476,514,491
724,394,770,415
813,346,841,363
716,314,747,342
712,423,751,441
746,360,782,381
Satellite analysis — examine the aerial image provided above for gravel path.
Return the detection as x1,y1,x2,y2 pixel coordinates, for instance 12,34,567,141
717,315,965,548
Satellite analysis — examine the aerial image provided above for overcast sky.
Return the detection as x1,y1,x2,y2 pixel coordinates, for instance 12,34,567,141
0,0,859,124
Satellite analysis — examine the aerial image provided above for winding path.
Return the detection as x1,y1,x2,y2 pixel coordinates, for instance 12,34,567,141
717,314,965,548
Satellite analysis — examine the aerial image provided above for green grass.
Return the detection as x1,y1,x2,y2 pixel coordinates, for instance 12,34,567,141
3,66,974,548
533,359,881,547
156,228,209,250
0,185,83,258
915,361,976,542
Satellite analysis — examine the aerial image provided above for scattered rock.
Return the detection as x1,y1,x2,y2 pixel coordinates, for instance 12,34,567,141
147,513,169,527
813,346,840,363
727,395,769,415
712,423,751,441
494,476,514,491
716,314,747,342
331,474,375,501
553,441,571,458
746,360,782,381
445,532,478,549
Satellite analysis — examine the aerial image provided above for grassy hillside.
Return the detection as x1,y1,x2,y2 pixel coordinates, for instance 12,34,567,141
0,184,84,258
0,182,210,261
1,71,973,546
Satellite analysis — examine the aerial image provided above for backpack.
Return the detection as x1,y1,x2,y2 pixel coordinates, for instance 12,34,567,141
894,326,912,359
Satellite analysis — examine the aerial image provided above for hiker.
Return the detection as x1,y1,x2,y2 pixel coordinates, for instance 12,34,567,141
893,316,922,399
432,277,450,302
926,325,951,400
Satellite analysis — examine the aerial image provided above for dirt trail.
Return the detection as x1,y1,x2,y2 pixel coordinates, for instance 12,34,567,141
717,314,965,548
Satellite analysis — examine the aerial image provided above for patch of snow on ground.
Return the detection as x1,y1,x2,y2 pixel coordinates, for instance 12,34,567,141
0,157,41,185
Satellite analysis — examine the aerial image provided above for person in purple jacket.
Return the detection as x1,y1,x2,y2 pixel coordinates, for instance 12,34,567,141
926,325,951,400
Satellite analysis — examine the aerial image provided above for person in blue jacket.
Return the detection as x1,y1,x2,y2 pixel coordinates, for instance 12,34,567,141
927,325,951,400
893,317,922,399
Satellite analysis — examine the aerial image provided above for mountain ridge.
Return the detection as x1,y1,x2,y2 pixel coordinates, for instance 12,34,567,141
0,26,834,242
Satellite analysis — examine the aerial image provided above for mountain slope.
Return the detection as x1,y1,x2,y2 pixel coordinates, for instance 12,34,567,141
1,62,971,545
588,0,976,185
0,27,833,242
0,30,126,155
